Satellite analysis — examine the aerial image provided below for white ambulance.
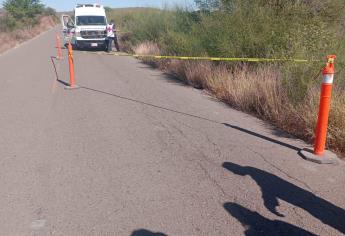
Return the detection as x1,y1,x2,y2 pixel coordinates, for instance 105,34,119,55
62,4,108,50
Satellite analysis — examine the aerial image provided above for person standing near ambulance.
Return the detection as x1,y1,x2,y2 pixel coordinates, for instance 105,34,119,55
106,20,120,52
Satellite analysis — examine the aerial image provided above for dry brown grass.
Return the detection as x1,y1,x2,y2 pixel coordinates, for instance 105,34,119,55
204,64,345,155
133,41,162,67
328,90,345,154
0,16,57,54
134,41,161,56
134,41,345,156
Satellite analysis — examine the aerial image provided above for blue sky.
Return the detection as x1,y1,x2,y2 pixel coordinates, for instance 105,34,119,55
0,0,195,11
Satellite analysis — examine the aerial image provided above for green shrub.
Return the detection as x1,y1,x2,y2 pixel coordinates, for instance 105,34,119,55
113,3,345,115
4,0,44,20
3,0,46,29
0,14,17,32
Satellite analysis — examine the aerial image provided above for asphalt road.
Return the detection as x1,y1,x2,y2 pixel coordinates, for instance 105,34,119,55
0,27,344,236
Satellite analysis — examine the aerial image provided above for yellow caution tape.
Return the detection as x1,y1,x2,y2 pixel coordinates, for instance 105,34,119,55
133,54,313,63
80,51,132,57
80,51,314,63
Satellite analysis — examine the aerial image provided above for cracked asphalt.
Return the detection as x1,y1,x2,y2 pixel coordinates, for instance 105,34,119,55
0,27,344,236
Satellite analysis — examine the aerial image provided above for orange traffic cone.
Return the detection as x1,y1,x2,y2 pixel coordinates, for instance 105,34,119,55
314,55,336,155
300,55,338,164
65,42,79,89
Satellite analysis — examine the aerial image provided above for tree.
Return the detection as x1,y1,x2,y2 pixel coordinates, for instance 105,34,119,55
4,0,44,21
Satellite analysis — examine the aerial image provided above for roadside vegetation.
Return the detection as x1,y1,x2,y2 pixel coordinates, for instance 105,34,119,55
0,0,57,53
108,1,345,156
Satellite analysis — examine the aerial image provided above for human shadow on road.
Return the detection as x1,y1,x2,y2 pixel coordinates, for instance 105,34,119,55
224,202,317,236
222,162,345,234
131,229,167,236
